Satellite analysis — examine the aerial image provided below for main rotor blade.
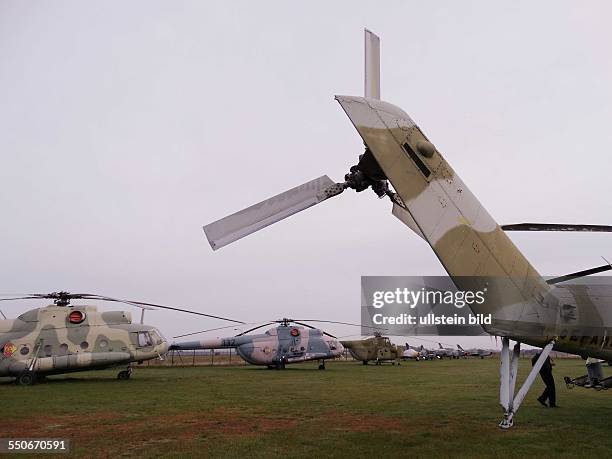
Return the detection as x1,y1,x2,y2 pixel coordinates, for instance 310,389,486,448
173,323,250,339
235,322,276,336
0,296,44,301
292,320,337,338
502,223,612,232
94,297,245,325
293,319,386,331
0,292,244,324
203,175,344,250
68,294,245,324
547,264,612,285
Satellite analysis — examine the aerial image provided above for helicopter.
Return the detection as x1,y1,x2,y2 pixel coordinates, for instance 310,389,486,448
199,29,612,428
341,332,403,365
0,291,242,385
170,318,357,370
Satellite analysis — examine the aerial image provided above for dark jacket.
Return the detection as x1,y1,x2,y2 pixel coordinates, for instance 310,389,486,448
531,353,552,373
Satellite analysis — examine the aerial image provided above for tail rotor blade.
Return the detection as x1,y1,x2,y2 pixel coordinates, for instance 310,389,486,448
364,29,380,100
203,175,344,250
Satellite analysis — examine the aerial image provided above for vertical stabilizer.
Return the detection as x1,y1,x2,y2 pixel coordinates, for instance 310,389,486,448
364,29,380,100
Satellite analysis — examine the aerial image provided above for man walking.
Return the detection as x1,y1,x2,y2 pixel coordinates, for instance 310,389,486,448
532,352,557,407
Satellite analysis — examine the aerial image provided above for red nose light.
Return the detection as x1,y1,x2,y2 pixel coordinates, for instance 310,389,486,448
68,310,86,324
290,328,300,337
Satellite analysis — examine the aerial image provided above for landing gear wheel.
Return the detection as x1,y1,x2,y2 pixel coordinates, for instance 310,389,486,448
117,370,131,380
362,360,368,365
318,363,326,370
16,371,36,386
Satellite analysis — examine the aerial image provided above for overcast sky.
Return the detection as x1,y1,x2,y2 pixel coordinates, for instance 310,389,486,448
1,1,611,348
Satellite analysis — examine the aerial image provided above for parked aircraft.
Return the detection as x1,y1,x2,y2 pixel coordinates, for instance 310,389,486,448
457,344,493,359
199,30,612,428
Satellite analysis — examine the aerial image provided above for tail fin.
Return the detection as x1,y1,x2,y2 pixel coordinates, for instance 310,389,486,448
438,343,443,349
336,96,552,337
457,344,464,351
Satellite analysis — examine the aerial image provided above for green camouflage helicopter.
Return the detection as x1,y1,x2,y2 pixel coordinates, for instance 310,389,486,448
0,291,242,385
341,332,404,365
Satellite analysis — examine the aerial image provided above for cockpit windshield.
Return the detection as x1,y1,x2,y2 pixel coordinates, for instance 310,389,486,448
149,329,165,345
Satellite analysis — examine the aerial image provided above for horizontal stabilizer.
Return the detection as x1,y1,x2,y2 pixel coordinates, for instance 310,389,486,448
203,175,343,250
502,223,612,232
391,202,425,240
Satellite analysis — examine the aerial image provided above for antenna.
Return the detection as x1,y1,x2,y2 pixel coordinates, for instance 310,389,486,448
364,28,380,100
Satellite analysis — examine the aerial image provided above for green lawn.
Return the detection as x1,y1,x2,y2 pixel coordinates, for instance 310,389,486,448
1,359,609,458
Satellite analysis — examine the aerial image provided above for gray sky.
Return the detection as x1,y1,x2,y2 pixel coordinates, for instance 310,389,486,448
1,1,611,348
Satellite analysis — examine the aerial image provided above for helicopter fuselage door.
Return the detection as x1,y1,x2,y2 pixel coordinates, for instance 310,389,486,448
288,335,304,357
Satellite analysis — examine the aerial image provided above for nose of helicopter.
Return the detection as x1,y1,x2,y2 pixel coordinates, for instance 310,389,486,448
326,337,344,356
157,339,170,355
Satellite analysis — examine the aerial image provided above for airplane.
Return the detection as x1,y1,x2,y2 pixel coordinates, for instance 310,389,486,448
457,344,493,359
412,344,439,360
435,343,461,359
0,291,241,385
170,318,345,370
198,29,612,428
402,343,429,360
401,344,435,360
402,347,419,360
341,332,403,365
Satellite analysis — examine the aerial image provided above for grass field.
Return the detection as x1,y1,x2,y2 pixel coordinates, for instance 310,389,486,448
1,358,610,458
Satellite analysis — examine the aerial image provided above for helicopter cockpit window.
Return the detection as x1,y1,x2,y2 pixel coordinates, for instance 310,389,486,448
137,331,153,347
149,329,164,345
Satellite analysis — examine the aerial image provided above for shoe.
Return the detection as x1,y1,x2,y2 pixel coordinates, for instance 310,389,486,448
549,404,558,408
537,397,548,407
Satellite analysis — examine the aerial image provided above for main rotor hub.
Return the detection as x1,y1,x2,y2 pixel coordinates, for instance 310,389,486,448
52,291,72,306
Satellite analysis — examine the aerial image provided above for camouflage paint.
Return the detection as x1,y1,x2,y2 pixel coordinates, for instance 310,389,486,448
0,304,169,377
172,324,343,367
341,335,402,363
336,95,612,360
